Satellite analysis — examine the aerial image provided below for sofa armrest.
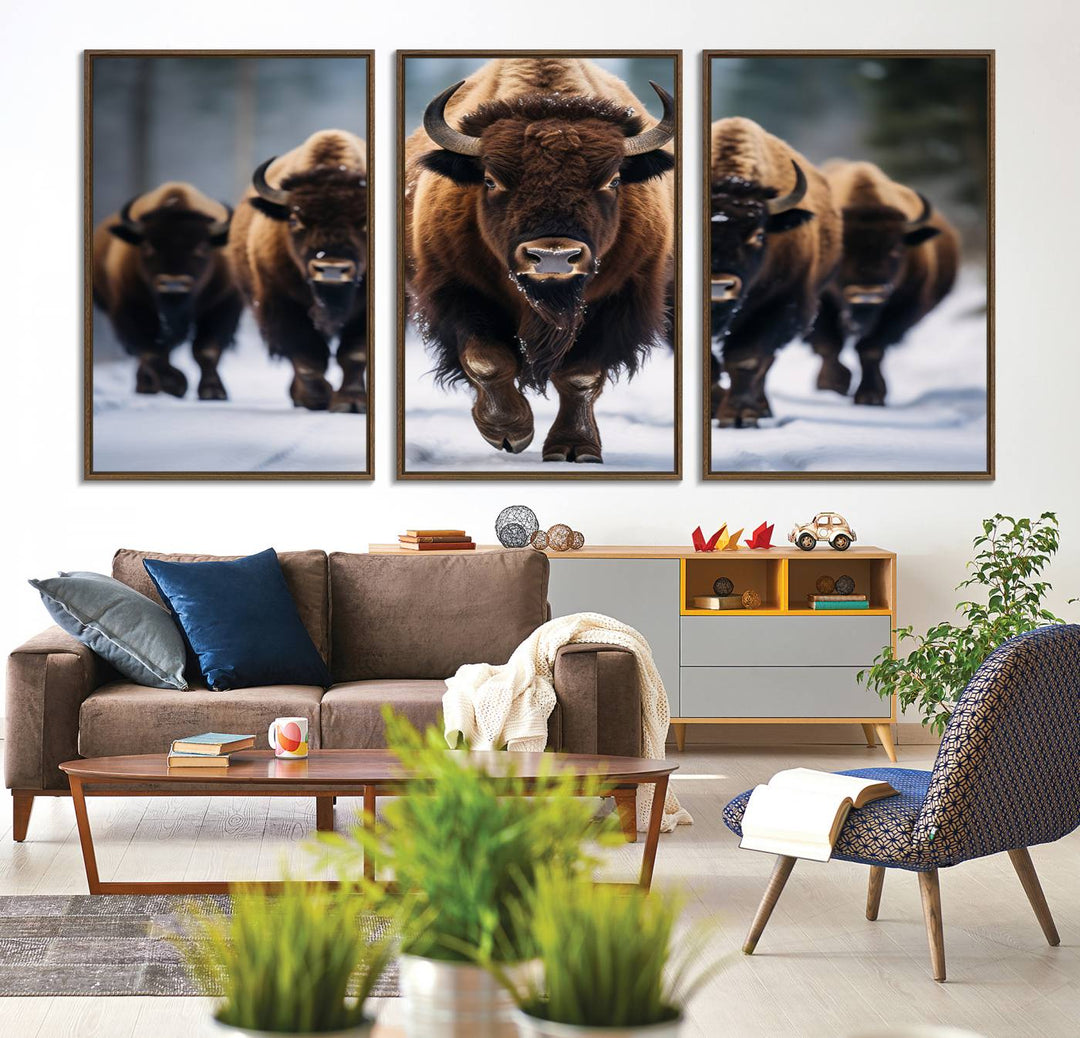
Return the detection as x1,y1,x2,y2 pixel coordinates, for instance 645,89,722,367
5,627,110,791
552,643,641,758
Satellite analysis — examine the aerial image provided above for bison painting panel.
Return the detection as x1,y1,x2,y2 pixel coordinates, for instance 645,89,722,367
809,160,960,405
228,129,369,413
404,58,676,464
92,182,242,399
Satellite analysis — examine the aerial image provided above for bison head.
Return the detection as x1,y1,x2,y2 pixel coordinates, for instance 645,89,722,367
709,163,813,341
110,198,231,341
250,162,368,337
835,195,940,338
418,80,675,385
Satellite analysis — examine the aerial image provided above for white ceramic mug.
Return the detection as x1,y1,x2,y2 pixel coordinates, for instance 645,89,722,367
268,716,309,759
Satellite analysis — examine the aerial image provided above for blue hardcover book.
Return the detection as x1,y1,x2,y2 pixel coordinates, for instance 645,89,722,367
170,732,255,755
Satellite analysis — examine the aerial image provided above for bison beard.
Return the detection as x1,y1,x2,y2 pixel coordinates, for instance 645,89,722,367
514,275,588,389
308,282,359,339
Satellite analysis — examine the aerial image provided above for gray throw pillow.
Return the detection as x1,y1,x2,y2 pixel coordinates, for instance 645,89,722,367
29,571,188,690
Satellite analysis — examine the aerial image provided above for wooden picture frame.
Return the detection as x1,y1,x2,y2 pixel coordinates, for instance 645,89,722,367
84,50,375,480
396,50,683,481
702,50,994,481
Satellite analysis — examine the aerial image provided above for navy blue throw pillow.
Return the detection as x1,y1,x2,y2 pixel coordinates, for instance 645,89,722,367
143,548,331,691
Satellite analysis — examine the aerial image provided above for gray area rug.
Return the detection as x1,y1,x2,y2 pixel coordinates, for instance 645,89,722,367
0,895,399,997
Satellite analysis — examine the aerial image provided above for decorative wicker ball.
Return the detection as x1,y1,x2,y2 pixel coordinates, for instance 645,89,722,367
570,530,585,550
815,575,836,594
530,529,549,551
495,505,539,548
547,523,574,551
713,576,735,597
741,589,761,609
835,574,856,595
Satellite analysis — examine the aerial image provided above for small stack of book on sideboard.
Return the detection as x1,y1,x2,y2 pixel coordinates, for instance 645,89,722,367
806,594,870,611
167,732,255,768
397,529,475,552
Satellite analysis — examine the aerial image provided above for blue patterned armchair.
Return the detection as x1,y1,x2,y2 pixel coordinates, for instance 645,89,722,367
723,624,1080,981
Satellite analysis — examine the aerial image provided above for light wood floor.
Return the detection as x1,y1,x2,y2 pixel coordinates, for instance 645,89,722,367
1,740,1077,1038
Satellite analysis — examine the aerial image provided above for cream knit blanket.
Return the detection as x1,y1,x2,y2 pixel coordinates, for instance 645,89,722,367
442,612,692,833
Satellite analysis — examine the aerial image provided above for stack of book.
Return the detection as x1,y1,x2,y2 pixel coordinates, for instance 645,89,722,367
397,529,475,551
807,594,870,611
167,732,255,768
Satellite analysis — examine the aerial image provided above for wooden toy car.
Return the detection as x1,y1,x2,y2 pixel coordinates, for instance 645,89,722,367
788,513,856,552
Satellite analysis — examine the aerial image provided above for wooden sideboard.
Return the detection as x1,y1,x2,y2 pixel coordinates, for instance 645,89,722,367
368,544,898,760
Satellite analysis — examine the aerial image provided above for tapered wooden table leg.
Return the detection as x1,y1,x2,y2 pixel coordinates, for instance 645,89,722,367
12,792,34,842
315,796,334,832
69,778,102,895
362,785,377,881
1008,847,1060,946
917,869,946,982
866,865,885,920
613,787,638,845
744,855,797,954
638,775,668,890
874,723,898,762
861,724,877,749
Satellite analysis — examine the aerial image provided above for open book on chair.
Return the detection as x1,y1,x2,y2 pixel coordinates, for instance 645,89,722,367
740,768,898,862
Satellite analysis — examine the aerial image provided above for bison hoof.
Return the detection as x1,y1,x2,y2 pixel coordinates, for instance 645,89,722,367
817,362,852,395
329,390,367,414
854,385,886,406
135,368,161,395
541,440,603,463
715,403,760,429
159,367,188,398
472,397,534,454
198,380,228,401
290,375,333,411
483,430,534,454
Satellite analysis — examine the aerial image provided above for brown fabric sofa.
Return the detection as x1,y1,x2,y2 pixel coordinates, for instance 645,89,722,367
6,548,642,840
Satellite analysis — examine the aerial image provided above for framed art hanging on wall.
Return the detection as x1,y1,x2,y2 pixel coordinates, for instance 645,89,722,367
397,50,682,480
703,50,994,480
84,50,374,479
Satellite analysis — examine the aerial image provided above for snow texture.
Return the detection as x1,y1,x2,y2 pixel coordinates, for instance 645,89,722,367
92,312,368,474
710,267,988,474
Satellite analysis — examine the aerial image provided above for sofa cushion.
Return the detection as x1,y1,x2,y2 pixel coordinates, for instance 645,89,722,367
112,549,330,663
79,681,323,758
329,550,549,681
321,680,561,750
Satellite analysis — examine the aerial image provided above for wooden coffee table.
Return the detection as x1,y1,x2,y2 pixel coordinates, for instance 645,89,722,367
59,749,676,895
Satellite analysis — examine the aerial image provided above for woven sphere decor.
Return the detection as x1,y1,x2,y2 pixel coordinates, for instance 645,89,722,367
741,589,762,609
547,524,574,551
816,575,836,594
835,574,856,595
570,530,586,550
530,529,549,550
495,505,539,548
713,576,735,597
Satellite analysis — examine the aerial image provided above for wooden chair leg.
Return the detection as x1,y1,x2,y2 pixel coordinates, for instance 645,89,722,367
612,788,638,844
12,792,34,842
1008,847,1060,946
672,723,687,752
917,869,946,982
866,865,885,920
743,855,797,954
861,723,877,748
874,723,898,763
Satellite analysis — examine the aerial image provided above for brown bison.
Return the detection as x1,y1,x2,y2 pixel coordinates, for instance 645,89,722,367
810,160,960,405
92,182,241,399
404,58,676,462
228,130,369,412
709,117,841,427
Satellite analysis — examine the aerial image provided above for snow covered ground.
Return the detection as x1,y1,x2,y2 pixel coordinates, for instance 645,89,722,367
710,267,989,474
92,312,368,474
402,331,678,474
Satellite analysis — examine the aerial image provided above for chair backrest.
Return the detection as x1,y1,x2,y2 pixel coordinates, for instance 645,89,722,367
914,624,1080,865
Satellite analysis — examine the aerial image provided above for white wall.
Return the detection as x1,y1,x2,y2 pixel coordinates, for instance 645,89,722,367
2,0,1079,720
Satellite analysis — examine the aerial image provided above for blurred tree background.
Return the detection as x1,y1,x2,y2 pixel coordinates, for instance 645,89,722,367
711,56,989,257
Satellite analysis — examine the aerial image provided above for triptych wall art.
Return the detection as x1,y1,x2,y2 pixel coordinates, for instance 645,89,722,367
83,49,993,482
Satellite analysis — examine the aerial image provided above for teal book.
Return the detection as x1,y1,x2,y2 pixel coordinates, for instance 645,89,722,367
812,600,870,610
170,732,256,755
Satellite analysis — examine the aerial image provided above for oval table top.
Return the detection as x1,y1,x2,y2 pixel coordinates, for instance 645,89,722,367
59,748,677,785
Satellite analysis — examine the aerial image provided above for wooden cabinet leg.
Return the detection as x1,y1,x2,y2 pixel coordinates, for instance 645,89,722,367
866,865,885,920
613,788,638,844
672,723,687,752
12,792,34,842
315,796,334,832
917,869,946,982
743,855,797,954
874,723,898,762
1008,847,1060,946
860,724,877,748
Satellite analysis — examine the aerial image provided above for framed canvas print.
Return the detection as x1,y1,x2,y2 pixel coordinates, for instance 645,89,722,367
397,50,682,479
704,51,994,480
85,50,374,479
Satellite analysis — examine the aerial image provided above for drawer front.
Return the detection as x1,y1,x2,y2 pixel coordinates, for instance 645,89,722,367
680,666,891,719
680,615,891,668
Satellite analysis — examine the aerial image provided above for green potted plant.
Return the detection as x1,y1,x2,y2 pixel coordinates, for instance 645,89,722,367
500,870,721,1036
860,513,1073,733
314,710,620,1038
175,880,393,1036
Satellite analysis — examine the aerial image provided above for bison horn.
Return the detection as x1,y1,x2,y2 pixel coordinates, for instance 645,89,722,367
905,192,933,231
624,82,677,157
118,196,143,234
424,80,484,157
252,158,290,205
208,203,232,240
765,161,808,215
